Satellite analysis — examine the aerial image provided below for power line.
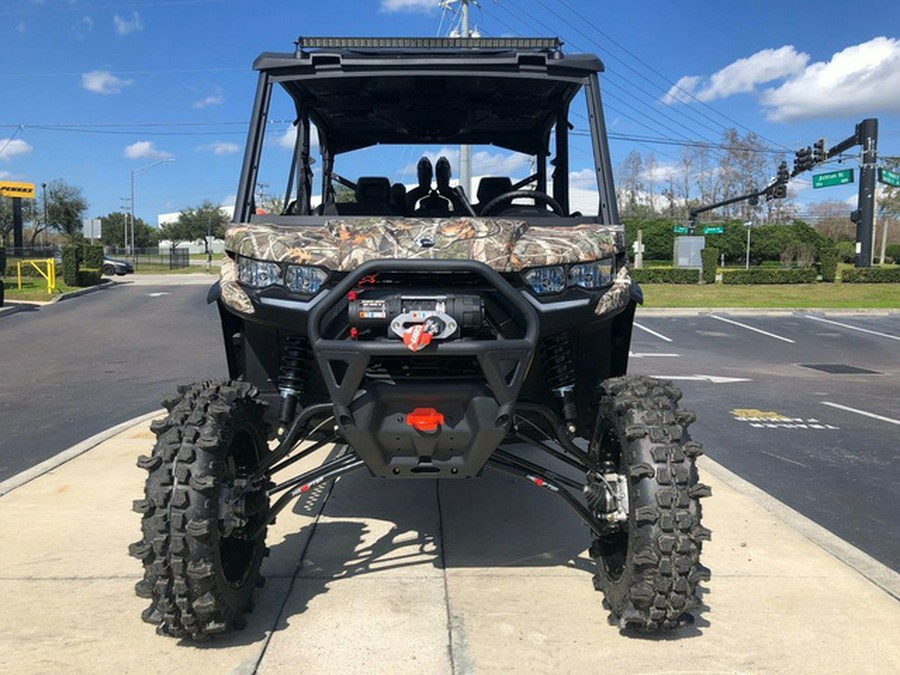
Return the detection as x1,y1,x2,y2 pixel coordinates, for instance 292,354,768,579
550,0,792,153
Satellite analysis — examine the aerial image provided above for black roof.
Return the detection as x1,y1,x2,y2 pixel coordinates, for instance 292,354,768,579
253,38,604,155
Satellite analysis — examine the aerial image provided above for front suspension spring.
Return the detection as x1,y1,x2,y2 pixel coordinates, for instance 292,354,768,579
277,334,311,426
541,332,577,429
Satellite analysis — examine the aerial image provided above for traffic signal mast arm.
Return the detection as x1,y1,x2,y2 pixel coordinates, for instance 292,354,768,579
688,186,767,227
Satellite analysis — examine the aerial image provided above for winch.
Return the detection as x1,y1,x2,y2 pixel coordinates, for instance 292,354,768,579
348,294,483,349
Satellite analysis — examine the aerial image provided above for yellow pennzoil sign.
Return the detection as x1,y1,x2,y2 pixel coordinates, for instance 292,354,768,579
0,181,36,199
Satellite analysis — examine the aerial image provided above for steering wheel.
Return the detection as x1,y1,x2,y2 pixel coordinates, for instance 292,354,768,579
479,190,565,216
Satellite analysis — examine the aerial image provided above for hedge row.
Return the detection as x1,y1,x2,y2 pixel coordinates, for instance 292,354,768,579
83,244,103,270
630,267,701,284
700,247,718,284
77,268,103,287
721,268,817,284
841,267,900,283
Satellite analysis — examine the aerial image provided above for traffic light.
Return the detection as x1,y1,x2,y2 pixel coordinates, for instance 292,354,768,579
777,161,790,184
772,183,787,199
794,146,812,174
813,138,827,164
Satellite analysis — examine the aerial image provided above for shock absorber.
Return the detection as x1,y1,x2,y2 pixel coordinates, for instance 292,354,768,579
542,332,577,433
278,334,311,428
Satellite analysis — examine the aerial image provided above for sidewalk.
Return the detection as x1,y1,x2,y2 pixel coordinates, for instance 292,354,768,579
0,417,897,674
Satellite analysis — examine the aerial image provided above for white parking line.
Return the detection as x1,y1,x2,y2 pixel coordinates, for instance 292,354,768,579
821,402,900,427
633,322,673,343
805,315,900,342
709,315,795,344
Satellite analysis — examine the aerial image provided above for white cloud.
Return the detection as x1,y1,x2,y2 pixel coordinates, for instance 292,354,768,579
0,139,33,161
663,46,808,104
16,21,27,33
81,70,133,94
569,169,596,190
124,141,173,160
114,11,144,35
380,0,438,12
275,125,320,152
661,76,702,105
400,147,530,177
192,92,223,109
198,141,240,156
0,171,11,180
761,37,900,121
642,163,681,183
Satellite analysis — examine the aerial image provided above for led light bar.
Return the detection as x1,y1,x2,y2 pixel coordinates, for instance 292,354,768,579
295,37,561,51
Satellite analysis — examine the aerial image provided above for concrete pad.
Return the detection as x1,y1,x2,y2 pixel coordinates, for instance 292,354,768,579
298,471,444,580
2,416,899,674
258,576,451,675
440,470,592,574
0,577,291,674
440,467,900,673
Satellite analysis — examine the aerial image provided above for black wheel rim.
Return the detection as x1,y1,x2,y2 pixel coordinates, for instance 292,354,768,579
219,426,264,588
593,417,629,582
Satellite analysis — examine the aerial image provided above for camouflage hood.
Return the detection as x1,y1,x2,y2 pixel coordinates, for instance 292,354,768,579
225,218,622,273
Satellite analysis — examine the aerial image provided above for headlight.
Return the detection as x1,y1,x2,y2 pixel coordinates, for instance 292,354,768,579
286,264,328,294
522,258,616,295
523,266,566,295
569,260,614,289
237,257,282,288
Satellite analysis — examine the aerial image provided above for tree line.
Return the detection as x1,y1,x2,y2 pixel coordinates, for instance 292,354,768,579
0,178,228,254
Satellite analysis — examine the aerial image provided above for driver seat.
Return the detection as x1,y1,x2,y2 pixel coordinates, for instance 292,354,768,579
474,177,513,215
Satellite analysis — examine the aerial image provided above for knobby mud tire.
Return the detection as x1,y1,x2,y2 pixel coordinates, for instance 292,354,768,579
129,380,270,639
590,375,711,632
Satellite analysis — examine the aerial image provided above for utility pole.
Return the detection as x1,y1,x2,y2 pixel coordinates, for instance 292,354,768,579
41,182,48,247
439,0,478,196
855,118,878,267
449,0,473,199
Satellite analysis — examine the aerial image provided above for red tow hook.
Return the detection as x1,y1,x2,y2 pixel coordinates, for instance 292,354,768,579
405,408,445,433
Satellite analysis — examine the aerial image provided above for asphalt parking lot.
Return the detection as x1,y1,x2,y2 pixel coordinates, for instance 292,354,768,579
629,310,900,571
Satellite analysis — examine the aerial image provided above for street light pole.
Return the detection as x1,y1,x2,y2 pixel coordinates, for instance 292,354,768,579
744,221,753,269
41,182,48,248
129,157,174,260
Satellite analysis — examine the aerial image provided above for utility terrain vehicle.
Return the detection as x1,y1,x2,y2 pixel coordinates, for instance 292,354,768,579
131,36,709,639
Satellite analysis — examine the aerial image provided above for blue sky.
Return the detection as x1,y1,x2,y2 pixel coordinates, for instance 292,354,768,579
2,0,899,225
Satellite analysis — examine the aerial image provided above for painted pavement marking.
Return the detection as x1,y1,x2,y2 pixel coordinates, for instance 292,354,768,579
709,315,795,344
821,402,900,427
805,315,900,342
633,322,673,343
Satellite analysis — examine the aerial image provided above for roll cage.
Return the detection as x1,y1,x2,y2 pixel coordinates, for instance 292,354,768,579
234,36,619,225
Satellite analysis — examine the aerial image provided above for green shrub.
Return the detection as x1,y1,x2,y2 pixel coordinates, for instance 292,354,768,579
61,246,81,286
818,241,838,282
835,241,856,263
841,267,900,283
885,244,900,261
700,247,718,284
721,268,817,284
83,244,103,269
76,268,102,287
630,267,700,284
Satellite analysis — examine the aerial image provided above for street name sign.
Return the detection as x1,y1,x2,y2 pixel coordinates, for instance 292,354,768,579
878,167,900,187
672,225,690,234
703,226,724,235
812,169,854,189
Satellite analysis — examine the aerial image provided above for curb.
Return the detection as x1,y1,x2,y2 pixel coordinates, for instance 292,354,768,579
52,279,119,303
698,455,900,601
637,307,900,317
0,409,163,498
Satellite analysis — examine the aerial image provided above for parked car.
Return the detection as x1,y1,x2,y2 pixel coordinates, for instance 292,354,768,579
102,257,134,276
